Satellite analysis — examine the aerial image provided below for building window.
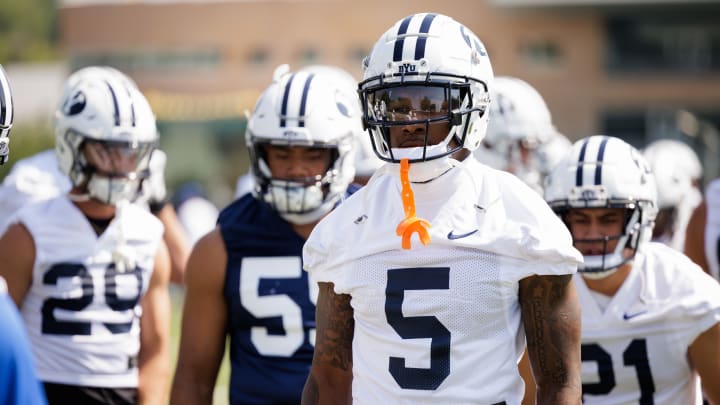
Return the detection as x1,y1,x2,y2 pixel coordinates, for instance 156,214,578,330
70,49,221,73
606,14,720,74
348,46,369,66
298,47,319,64
519,40,563,67
248,48,270,66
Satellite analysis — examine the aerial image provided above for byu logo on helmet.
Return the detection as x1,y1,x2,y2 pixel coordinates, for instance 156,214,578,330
398,63,417,73
63,90,87,116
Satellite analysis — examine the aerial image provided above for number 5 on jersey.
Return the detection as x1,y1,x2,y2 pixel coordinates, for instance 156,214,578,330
240,256,318,357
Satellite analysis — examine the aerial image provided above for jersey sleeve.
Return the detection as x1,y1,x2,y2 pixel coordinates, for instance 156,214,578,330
677,260,720,347
493,170,582,279
303,211,348,292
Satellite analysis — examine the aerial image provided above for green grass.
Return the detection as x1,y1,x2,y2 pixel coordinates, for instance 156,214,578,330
169,286,230,405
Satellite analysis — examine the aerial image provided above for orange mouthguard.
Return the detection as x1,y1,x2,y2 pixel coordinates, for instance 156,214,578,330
395,158,431,250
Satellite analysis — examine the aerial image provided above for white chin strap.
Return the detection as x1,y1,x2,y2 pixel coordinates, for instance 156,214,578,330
265,180,334,225
280,199,336,225
579,254,625,279
87,175,142,205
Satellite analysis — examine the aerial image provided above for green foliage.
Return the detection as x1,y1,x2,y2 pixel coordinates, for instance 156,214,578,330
0,0,59,63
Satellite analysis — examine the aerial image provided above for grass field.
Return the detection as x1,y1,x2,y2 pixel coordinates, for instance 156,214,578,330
169,286,230,405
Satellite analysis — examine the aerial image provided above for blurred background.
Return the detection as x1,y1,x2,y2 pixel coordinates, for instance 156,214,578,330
3,0,720,208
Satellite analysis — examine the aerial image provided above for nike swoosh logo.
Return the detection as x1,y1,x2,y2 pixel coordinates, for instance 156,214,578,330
623,310,647,320
447,229,478,240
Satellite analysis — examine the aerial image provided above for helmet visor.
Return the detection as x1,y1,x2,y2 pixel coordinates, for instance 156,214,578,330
82,138,155,179
365,85,462,124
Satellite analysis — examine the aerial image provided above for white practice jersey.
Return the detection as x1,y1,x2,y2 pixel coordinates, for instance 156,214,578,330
704,178,720,281
576,242,720,405
304,156,582,404
16,195,163,388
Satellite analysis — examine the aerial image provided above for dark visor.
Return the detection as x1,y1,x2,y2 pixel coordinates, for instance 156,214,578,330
366,85,463,123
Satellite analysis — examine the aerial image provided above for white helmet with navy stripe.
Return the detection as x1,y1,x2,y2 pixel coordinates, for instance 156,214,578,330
246,64,357,225
0,65,14,164
359,13,493,163
54,66,157,205
544,135,658,277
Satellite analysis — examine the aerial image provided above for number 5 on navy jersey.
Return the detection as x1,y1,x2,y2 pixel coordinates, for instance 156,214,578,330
240,257,317,356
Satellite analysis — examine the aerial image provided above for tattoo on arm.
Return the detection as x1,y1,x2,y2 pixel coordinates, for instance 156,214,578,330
520,274,580,386
315,282,354,371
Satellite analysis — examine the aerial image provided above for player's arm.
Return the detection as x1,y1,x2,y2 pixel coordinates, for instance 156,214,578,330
153,203,190,285
519,274,582,405
302,282,353,405
170,228,228,405
685,201,709,274
689,321,720,404
518,348,537,405
137,239,172,405
0,223,36,307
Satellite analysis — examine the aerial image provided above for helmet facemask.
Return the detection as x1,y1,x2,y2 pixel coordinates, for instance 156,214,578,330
63,129,155,204
0,64,13,164
55,66,159,206
250,138,353,225
558,200,650,279
544,135,658,279
245,67,360,225
360,70,487,164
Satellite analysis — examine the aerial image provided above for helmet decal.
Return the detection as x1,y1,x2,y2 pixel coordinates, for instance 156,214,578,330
280,73,316,128
393,13,438,62
63,90,87,116
575,136,609,187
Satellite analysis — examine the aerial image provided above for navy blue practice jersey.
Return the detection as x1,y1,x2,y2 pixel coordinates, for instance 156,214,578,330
219,194,317,405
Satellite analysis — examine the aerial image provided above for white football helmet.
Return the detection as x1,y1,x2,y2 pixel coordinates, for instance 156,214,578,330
642,139,702,210
478,76,566,191
359,13,492,163
0,65,14,164
54,66,157,205
545,135,658,277
246,65,357,225
300,64,382,180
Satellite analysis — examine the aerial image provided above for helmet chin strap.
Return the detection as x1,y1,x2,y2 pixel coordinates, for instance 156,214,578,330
67,191,92,202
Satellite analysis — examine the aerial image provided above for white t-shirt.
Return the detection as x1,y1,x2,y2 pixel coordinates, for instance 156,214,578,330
17,196,163,388
576,242,720,405
304,156,582,404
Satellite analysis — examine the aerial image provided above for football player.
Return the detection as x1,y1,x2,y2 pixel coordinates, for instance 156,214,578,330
302,13,583,404
474,75,571,194
0,66,190,285
545,135,720,404
0,66,171,404
0,64,13,165
685,177,720,281
0,64,48,405
642,138,703,251
170,65,359,404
